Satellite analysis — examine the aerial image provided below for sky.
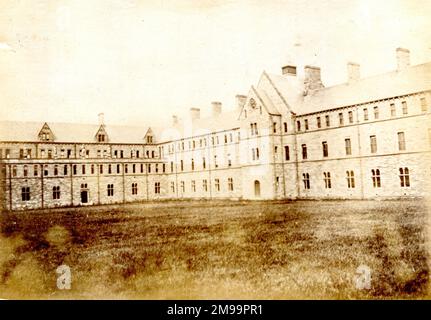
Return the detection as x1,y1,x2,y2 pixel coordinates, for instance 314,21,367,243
0,0,430,127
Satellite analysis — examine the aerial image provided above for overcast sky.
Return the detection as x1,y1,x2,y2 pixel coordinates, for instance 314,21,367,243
0,0,430,126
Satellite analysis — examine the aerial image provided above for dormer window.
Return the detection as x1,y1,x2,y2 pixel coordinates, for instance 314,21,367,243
147,136,153,144
98,134,105,142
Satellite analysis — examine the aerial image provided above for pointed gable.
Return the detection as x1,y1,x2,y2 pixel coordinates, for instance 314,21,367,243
144,128,155,144
95,125,108,143
38,122,55,142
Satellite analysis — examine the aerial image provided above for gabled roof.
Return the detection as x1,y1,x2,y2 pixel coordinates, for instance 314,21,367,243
0,121,150,144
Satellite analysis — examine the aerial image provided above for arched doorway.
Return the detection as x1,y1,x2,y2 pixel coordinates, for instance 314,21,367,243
254,180,261,197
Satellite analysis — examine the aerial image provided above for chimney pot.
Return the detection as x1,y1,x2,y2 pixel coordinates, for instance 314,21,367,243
211,101,222,116
396,47,410,71
282,65,297,76
304,65,324,92
190,107,200,120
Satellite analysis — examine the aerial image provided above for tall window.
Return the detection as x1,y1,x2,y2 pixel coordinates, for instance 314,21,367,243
402,101,408,115
398,132,406,151
370,135,377,153
273,122,277,133
82,165,86,175
325,115,330,127
374,106,379,119
346,171,355,188
390,103,396,117
63,165,68,175
302,144,307,160
371,169,381,188
12,165,17,177
23,165,28,177
323,172,331,189
317,116,321,128
180,181,185,193
203,179,208,192
214,155,219,168
284,146,290,161
322,141,328,157
180,160,184,171
202,157,206,169
296,121,301,131
21,187,30,201
191,158,195,171
171,182,175,193
108,164,112,174
338,113,344,126
348,111,353,123
155,182,161,194
44,165,49,176
363,108,369,121
284,122,288,133
73,165,77,175
399,167,410,187
228,178,234,191
107,184,114,196
132,183,138,195
53,186,61,199
215,179,220,191
420,97,428,112
34,165,39,176
304,119,309,130
302,173,310,189
99,164,103,174
345,138,352,155
191,180,196,192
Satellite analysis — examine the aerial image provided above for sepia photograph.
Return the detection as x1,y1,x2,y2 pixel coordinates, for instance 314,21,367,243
0,0,430,305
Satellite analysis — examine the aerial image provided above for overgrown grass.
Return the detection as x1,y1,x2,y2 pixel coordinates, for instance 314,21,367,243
0,200,430,299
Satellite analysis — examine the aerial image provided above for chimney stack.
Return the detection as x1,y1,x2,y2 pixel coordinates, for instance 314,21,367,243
98,113,105,125
396,47,410,71
347,62,360,83
235,95,247,111
172,115,179,126
281,65,297,76
190,107,200,120
211,101,222,117
304,66,324,92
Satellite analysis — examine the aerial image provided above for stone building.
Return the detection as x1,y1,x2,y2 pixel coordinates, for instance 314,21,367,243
1,48,430,210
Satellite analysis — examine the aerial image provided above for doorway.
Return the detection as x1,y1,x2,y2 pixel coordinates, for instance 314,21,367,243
254,180,261,197
80,190,88,204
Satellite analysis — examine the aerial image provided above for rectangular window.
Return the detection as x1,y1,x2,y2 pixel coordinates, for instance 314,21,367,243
370,135,377,153
363,108,369,121
214,155,218,168
371,169,381,188
302,173,310,189
302,144,307,160
99,164,103,174
323,172,331,189
283,122,288,133
322,141,328,157
348,111,354,123
117,164,120,174
107,184,114,196
399,167,410,187
420,97,428,112
21,187,30,201
147,164,151,173
317,117,321,128
297,121,301,131
171,182,175,193
215,179,220,192
284,146,290,161
155,182,161,194
23,165,28,177
191,158,194,171
19,149,24,159
390,103,396,117
338,113,344,126
132,164,136,173
304,119,309,130
191,180,196,192
180,160,184,171
82,165,86,175
170,161,174,172
73,165,77,175
325,115,330,127
398,132,406,151
402,101,408,115
346,171,355,188
345,138,352,155
34,165,39,176
374,106,379,119
228,178,234,191
180,181,185,193
53,186,61,199
273,122,277,133
108,164,112,174
64,165,68,176
203,179,208,192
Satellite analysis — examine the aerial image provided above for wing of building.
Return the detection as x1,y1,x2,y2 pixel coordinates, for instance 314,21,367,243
1,48,430,210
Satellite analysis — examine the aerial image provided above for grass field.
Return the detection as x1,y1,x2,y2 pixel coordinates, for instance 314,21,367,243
0,200,430,299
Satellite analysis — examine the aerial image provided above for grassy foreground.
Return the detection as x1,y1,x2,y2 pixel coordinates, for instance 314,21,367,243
0,200,430,299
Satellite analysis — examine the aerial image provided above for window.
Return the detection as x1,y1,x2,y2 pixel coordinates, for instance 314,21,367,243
48,150,53,159
390,103,396,117
191,180,196,192
214,155,218,168
297,121,301,131
227,154,232,167
155,182,161,194
203,179,208,192
273,122,277,133
63,165,68,175
81,165,86,175
162,163,166,173
345,138,352,155
398,132,406,151
325,115,330,127
107,184,114,196
363,108,368,121
73,165,77,175
21,187,30,201
180,181,185,193
180,160,184,171
322,141,328,157
346,171,355,188
53,186,61,199
370,135,377,153
323,172,331,189
302,173,310,189
420,97,428,112
228,178,234,191
19,149,24,159
147,164,151,173
116,164,120,174
402,101,408,115
317,117,321,128
338,113,344,126
23,165,28,177
34,165,39,176
348,111,353,123
170,161,174,172
250,123,258,135
302,144,307,160
132,164,136,173
108,164,112,174
399,167,410,187
98,134,105,142
283,122,288,133
191,158,195,171
304,119,309,130
131,183,138,195
215,179,220,191
371,169,381,188
99,164,103,174
170,182,175,193
284,146,290,161
374,106,379,119
44,165,49,176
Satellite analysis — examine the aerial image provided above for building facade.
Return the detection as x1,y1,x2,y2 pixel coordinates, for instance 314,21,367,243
1,48,430,210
